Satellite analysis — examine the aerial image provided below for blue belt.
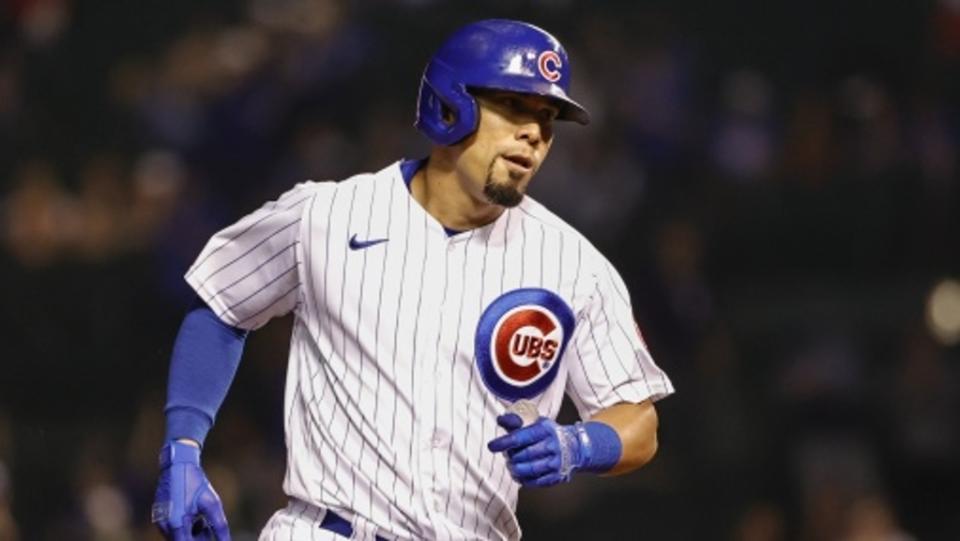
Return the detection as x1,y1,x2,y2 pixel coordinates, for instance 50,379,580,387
320,509,389,541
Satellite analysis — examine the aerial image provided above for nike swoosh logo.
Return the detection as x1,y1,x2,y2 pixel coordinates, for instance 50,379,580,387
349,234,389,250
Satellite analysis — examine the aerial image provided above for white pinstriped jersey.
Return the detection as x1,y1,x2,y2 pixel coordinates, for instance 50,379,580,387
185,160,674,540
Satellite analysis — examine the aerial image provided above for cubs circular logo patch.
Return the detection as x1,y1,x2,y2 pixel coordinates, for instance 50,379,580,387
537,50,562,82
475,288,575,401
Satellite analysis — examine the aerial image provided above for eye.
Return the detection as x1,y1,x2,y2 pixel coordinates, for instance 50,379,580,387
497,95,519,109
538,106,559,123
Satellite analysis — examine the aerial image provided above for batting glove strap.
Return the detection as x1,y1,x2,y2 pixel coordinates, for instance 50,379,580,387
159,440,201,469
554,423,582,479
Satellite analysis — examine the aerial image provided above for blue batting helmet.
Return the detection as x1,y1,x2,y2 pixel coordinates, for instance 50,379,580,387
415,19,590,146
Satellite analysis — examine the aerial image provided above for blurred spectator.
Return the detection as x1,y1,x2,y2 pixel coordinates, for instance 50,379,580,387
1,153,188,267
836,76,904,176
711,69,777,182
780,334,864,402
10,0,71,49
909,98,957,190
780,91,835,186
933,0,960,59
890,329,959,468
2,161,76,267
82,482,134,541
734,501,785,541
127,150,188,250
0,51,22,126
792,437,885,541
0,459,18,541
842,494,915,541
74,154,127,261
619,44,695,170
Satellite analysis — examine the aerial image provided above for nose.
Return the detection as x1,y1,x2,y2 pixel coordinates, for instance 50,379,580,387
515,120,542,147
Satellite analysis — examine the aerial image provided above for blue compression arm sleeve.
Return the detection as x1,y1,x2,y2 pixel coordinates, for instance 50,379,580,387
164,296,248,447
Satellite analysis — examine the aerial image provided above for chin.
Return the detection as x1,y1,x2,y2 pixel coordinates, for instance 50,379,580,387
483,182,525,208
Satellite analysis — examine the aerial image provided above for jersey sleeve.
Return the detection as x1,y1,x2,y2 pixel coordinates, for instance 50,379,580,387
184,183,318,330
565,257,675,420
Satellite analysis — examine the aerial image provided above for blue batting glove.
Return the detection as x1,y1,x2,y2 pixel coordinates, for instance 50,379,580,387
487,413,622,488
152,441,231,541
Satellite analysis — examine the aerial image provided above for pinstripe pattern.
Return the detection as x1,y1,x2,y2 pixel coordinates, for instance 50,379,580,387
187,161,673,540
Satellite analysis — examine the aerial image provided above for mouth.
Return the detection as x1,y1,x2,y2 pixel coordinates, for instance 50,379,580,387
502,153,534,172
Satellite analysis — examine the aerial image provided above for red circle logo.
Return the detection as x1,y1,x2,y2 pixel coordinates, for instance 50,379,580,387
491,306,564,386
538,50,562,82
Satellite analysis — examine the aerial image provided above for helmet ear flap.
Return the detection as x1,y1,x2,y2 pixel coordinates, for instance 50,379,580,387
414,61,479,146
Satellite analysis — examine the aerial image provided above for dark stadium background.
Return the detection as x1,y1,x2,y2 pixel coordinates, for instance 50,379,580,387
1,0,958,539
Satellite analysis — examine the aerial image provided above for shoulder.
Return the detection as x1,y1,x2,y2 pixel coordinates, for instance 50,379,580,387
517,196,608,270
293,161,401,205
332,161,401,191
519,196,630,298
517,195,582,239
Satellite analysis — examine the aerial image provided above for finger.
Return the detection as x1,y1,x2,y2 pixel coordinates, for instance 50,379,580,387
198,488,232,541
489,420,554,453
175,512,200,541
487,432,516,453
488,426,543,453
154,523,171,538
496,413,524,431
153,474,173,534
172,525,193,541
192,523,220,541
510,456,560,481
208,517,232,541
193,523,214,541
507,439,556,463
152,503,173,535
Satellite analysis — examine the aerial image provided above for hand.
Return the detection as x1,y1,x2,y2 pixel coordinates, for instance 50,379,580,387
487,413,587,488
152,441,231,541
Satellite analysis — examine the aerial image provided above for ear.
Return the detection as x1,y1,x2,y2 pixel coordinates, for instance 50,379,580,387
441,103,457,126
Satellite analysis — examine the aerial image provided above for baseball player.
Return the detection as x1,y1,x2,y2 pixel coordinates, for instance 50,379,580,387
152,19,674,541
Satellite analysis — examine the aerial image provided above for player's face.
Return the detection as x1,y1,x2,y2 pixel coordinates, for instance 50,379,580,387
456,90,559,208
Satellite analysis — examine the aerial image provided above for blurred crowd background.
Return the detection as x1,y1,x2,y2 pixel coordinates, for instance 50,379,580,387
1,0,959,539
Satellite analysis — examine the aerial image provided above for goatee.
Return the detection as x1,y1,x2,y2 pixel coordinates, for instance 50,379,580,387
484,180,523,208
483,168,524,208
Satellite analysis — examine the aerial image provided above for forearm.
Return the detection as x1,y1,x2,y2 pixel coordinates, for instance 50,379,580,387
165,296,248,446
589,400,659,475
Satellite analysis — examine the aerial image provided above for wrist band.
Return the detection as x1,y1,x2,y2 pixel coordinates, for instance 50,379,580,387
579,421,623,473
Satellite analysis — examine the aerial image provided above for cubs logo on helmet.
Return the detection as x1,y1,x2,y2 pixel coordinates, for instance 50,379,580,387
475,288,575,401
537,51,562,82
